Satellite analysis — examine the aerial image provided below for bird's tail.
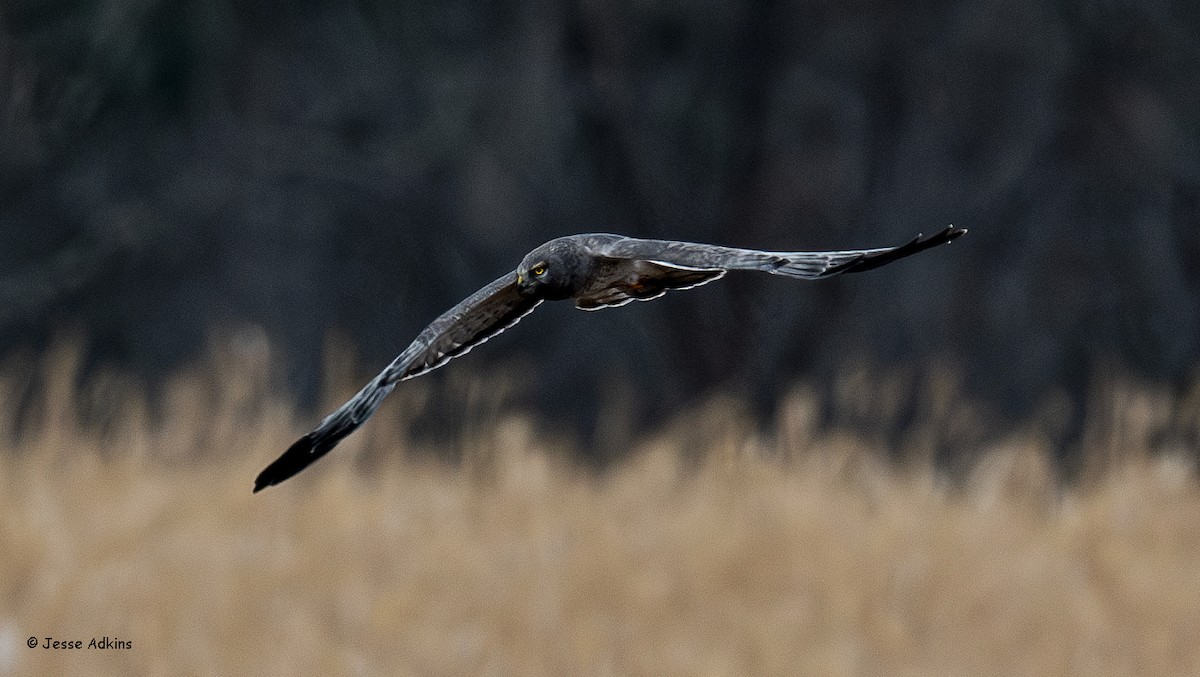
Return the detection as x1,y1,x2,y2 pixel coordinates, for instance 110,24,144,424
253,378,396,492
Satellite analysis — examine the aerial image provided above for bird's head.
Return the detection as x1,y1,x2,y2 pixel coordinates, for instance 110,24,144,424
516,237,589,300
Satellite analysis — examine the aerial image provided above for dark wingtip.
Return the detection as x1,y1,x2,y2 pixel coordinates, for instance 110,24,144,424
924,225,967,245
253,433,322,493
830,224,967,276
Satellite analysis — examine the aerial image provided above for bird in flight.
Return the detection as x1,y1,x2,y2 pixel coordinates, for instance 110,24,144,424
254,226,965,491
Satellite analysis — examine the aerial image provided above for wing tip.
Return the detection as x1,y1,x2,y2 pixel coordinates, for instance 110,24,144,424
253,433,318,493
822,224,966,277
915,225,967,249
920,226,966,246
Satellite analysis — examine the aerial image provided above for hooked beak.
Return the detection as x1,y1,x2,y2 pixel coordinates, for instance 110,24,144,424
516,272,534,294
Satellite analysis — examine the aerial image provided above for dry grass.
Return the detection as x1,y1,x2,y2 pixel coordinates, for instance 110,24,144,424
2,339,1199,676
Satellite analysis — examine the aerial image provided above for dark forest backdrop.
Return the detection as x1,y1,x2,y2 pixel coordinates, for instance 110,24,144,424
1,0,1198,461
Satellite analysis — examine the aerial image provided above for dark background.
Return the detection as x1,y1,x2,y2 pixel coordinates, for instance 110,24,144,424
2,0,1197,463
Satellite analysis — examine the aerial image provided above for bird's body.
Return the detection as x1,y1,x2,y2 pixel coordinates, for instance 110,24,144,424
254,227,965,492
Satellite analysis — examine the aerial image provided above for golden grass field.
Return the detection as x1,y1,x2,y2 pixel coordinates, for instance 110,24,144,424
2,339,1199,676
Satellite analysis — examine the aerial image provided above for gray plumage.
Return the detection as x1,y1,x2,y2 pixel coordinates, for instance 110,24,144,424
254,226,965,491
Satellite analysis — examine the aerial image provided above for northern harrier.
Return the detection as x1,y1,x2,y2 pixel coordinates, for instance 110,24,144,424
254,226,965,491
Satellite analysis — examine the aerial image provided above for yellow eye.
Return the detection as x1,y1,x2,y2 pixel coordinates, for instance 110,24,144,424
532,265,547,277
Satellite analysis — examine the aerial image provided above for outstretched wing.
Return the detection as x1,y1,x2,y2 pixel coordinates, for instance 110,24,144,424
588,225,966,280
254,272,540,492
